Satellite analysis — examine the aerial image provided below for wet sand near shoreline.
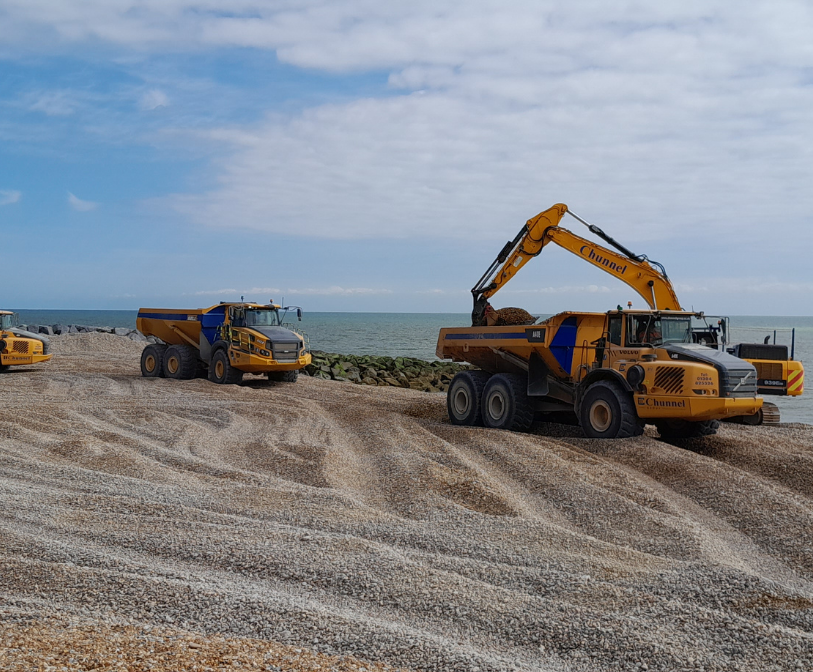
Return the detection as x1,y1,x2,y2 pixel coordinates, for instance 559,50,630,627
1,333,811,671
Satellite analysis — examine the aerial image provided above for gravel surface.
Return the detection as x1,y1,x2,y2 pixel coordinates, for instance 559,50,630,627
1,332,811,671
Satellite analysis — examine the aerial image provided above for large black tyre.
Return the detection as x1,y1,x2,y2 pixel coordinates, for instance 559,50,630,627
447,370,492,426
268,370,299,382
656,419,719,439
481,373,535,432
208,348,243,385
163,344,199,380
580,380,644,438
0,363,9,373
140,344,168,378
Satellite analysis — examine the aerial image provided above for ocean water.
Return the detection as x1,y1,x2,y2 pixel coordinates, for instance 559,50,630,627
12,309,813,424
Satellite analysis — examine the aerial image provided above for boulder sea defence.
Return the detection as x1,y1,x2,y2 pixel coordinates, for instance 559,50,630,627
20,323,150,342
30,324,470,393
304,350,471,393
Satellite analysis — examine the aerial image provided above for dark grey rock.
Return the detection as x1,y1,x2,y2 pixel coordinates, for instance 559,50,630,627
113,327,130,336
128,331,148,342
38,325,54,336
52,324,68,335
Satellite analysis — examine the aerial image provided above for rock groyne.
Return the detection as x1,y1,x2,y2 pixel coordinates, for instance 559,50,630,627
20,323,151,342
32,325,469,392
305,351,470,392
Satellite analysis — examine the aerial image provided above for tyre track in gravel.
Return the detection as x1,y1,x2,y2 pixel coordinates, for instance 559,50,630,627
1,332,811,672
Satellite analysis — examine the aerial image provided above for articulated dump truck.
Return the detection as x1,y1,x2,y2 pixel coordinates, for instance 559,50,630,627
437,309,762,439
437,203,768,439
0,310,52,371
137,302,311,385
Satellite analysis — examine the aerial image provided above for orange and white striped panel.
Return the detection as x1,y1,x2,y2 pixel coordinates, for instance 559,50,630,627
788,367,804,395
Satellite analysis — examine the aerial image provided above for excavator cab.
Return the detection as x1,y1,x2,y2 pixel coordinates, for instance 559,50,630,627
0,312,18,331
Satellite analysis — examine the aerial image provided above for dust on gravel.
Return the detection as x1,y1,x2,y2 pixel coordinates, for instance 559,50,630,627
1,332,811,671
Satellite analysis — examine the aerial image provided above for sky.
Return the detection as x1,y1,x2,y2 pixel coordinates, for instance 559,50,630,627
1,1,812,314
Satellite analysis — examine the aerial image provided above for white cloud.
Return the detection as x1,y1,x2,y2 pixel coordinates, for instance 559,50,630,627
3,2,813,251
193,288,239,296
676,279,813,294
503,285,612,295
67,192,98,211
140,89,169,110
192,286,389,297
284,286,393,296
193,287,281,296
28,91,78,116
139,2,812,244
0,190,21,205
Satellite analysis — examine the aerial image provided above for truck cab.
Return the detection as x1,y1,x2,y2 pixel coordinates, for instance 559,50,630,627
214,304,308,375
597,310,760,418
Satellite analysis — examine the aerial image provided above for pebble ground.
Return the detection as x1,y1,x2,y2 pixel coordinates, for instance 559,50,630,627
0,333,811,671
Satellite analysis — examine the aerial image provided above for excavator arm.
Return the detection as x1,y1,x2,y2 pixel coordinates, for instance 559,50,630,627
471,204,682,325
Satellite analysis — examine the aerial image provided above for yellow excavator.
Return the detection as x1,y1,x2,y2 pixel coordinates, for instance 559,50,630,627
467,203,801,425
0,310,52,371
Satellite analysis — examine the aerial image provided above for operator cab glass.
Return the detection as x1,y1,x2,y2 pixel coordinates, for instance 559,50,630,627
0,313,17,330
244,309,281,327
607,314,622,346
626,314,691,347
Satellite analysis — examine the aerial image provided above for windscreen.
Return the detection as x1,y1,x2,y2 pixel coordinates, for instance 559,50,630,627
628,315,691,346
0,313,16,330
245,309,280,327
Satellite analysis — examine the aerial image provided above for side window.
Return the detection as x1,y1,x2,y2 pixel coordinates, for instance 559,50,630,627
231,309,245,327
626,316,640,346
608,315,622,346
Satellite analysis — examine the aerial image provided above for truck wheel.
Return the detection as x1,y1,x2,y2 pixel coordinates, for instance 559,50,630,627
163,344,198,380
208,349,243,385
0,363,9,373
656,419,719,439
447,370,491,426
481,373,534,432
268,370,299,382
140,344,168,378
580,380,643,438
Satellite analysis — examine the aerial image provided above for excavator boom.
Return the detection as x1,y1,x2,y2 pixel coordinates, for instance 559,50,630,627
471,203,682,324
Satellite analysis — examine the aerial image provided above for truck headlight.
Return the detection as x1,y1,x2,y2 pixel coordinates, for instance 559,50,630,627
627,365,645,390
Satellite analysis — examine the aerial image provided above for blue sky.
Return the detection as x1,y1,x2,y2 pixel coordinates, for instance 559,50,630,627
2,1,812,314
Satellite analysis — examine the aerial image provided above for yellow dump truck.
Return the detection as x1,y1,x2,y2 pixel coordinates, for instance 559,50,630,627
437,204,764,439
438,309,762,438
136,302,310,384
0,310,52,371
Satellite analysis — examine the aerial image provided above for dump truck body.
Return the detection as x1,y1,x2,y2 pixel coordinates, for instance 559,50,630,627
137,302,310,384
0,311,52,371
438,309,762,438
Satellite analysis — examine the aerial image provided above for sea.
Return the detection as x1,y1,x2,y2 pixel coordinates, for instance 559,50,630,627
13,309,813,425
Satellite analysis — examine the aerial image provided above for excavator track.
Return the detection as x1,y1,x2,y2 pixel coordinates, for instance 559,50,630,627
761,401,781,425
735,401,780,426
